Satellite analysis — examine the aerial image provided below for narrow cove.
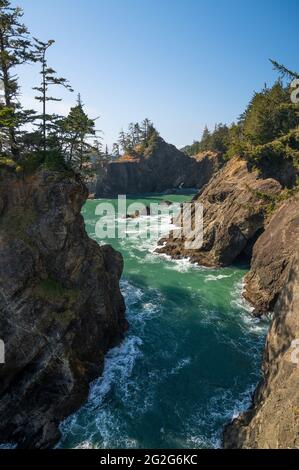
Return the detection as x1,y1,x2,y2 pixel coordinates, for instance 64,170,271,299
59,195,268,449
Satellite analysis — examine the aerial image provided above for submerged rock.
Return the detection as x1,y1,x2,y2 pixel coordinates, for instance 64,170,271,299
0,170,127,449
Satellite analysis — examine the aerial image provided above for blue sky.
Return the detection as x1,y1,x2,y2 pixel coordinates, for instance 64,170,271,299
16,0,299,149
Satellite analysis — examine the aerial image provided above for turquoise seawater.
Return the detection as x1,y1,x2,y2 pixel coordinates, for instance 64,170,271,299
59,194,268,449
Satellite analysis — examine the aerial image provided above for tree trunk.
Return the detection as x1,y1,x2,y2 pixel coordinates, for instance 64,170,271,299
42,52,46,154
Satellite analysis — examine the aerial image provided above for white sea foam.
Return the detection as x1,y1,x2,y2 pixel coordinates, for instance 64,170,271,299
231,279,269,335
90,335,143,405
185,384,257,449
231,280,254,312
58,202,269,449
204,274,233,282
170,357,191,375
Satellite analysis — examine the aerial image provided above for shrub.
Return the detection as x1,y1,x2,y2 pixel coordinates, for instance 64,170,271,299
43,150,67,171
19,153,45,173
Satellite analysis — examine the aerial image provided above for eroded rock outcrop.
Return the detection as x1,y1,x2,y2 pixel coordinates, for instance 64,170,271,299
244,196,299,315
154,151,299,448
223,249,299,449
95,137,223,197
157,158,282,267
0,170,127,448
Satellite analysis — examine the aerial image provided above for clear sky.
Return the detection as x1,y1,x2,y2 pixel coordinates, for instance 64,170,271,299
15,0,299,149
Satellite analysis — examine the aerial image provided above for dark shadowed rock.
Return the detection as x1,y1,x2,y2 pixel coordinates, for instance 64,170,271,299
0,170,127,449
95,137,223,197
244,196,299,315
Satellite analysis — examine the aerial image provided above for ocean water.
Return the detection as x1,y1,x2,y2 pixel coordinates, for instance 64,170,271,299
58,194,268,449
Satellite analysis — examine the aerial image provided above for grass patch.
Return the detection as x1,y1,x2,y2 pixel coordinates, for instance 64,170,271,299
35,277,79,303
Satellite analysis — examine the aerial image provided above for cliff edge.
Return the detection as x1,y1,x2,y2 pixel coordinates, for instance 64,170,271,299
223,248,299,448
244,197,299,315
0,169,127,448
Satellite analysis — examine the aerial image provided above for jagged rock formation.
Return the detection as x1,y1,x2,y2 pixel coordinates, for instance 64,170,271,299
223,248,299,449
95,137,223,197
244,196,299,315
155,154,299,448
0,170,127,449
157,158,282,267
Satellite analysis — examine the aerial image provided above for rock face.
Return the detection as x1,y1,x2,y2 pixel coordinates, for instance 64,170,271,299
244,197,299,315
95,137,223,197
223,248,299,449
157,158,282,267
153,151,299,448
0,170,127,449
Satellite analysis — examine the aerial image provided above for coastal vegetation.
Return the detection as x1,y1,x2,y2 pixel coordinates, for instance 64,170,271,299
0,0,104,178
1,0,298,191
182,68,299,184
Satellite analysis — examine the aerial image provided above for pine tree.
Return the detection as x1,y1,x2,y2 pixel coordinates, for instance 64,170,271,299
33,38,73,153
118,128,128,153
112,142,120,159
141,118,152,142
241,81,299,145
0,0,35,158
270,60,299,80
199,125,211,151
61,94,96,168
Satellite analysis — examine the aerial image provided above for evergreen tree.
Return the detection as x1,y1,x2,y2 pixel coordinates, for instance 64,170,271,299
61,94,96,168
270,60,299,80
118,128,128,153
33,38,73,153
141,118,152,141
200,125,211,150
112,142,120,159
241,81,299,146
0,0,35,158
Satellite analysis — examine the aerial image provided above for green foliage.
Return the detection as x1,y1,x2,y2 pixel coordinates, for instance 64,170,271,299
0,0,36,158
247,128,299,167
17,150,71,174
43,150,69,172
0,156,17,170
183,123,230,156
116,118,159,155
32,38,73,152
59,94,97,169
184,74,299,189
240,82,299,146
270,60,299,80
19,152,44,173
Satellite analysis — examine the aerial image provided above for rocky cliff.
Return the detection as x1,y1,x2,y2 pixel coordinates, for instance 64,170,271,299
244,197,299,315
155,154,299,448
95,137,223,197
0,169,127,449
157,158,282,266
223,248,299,448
